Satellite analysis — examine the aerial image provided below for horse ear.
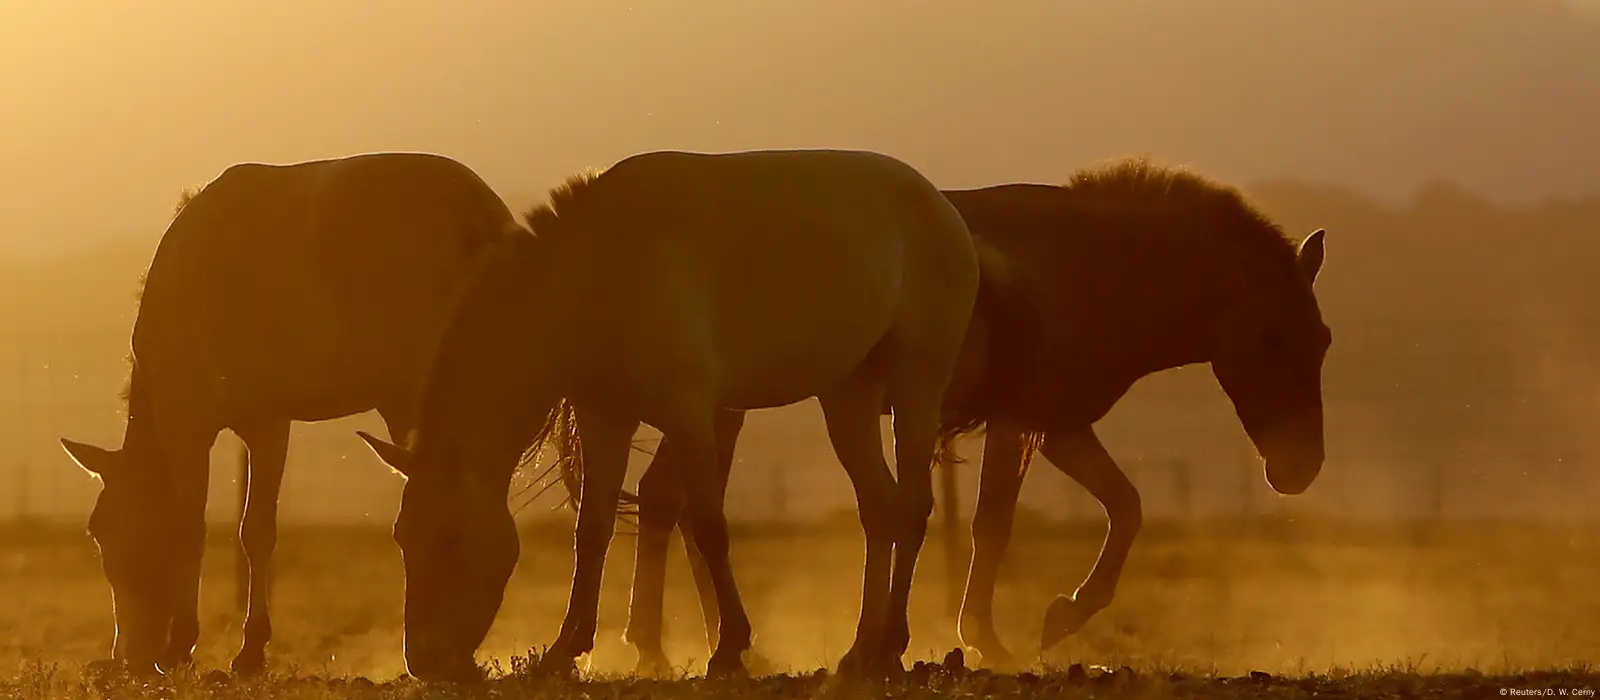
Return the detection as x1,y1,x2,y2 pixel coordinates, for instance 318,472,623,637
1297,229,1326,285
357,430,414,478
61,438,119,478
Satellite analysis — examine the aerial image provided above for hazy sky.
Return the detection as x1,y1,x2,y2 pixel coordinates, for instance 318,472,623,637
2,0,1597,260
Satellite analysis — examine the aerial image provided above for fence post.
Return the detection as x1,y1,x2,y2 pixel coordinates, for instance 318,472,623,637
771,457,788,524
1171,457,1192,518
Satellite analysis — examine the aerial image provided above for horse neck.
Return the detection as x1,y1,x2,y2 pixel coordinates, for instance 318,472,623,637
420,308,564,488
1073,234,1255,377
117,366,171,469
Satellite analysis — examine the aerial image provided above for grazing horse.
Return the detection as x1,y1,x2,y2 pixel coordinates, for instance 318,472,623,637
57,152,524,676
357,148,994,680
613,157,1333,672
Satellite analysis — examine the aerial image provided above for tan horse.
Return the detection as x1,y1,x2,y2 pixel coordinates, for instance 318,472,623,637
615,157,1333,673
358,148,995,680
58,152,524,676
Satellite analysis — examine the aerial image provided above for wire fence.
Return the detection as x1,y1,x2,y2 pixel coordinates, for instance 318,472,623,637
2,323,1597,532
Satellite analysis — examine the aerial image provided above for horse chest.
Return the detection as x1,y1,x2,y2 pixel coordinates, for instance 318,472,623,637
1048,361,1140,426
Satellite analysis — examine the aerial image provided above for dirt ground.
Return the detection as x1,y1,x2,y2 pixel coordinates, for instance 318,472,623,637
0,516,1594,698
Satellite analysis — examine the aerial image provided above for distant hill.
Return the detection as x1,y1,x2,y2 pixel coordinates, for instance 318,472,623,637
5,0,1600,260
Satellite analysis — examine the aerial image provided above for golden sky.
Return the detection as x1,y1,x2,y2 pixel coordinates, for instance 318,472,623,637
2,0,1596,260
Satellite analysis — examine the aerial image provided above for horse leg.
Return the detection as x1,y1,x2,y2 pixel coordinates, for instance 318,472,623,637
881,369,956,671
956,426,1036,669
689,410,772,670
660,406,754,678
625,409,747,677
816,377,900,679
229,419,290,676
1037,426,1142,651
548,408,639,669
159,431,218,673
679,508,722,651
625,438,687,677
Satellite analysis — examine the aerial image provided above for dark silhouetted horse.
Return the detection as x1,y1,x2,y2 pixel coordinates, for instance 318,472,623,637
611,156,1332,674
358,149,1011,680
59,152,525,676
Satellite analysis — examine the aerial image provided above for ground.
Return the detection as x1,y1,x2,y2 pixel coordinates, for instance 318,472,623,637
0,516,1594,698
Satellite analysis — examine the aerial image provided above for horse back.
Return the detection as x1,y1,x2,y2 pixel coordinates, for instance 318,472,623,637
552,149,979,410
131,152,517,423
942,182,1227,427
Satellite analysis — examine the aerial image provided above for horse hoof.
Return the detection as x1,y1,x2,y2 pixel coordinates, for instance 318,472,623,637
229,650,266,677
455,664,490,684
880,656,907,682
744,649,778,677
706,653,749,680
156,652,193,676
836,648,896,682
836,648,867,678
538,652,580,678
1041,595,1095,650
632,650,672,679
962,642,1022,672
883,633,912,666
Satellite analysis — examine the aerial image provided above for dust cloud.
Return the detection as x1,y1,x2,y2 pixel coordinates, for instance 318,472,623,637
0,0,1596,681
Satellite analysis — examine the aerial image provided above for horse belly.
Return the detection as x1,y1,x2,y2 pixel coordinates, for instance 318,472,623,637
199,316,380,423
712,317,893,410
184,226,404,423
138,152,500,426
703,258,901,410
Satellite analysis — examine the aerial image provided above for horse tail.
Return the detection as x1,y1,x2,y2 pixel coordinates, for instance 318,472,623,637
517,398,579,513
933,235,1047,464
927,236,1044,600
515,398,641,521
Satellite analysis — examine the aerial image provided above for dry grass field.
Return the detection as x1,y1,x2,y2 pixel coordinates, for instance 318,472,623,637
0,516,1595,698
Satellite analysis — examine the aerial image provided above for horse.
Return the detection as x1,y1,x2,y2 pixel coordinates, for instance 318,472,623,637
355,148,1006,681
609,156,1333,673
57,152,525,676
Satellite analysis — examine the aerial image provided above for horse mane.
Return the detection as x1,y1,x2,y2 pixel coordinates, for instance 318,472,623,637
121,266,149,410
1064,156,1300,267
172,186,201,218
516,158,1305,515
502,168,651,519
116,353,136,408
521,169,604,241
119,186,200,408
511,398,641,520
519,163,1062,515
